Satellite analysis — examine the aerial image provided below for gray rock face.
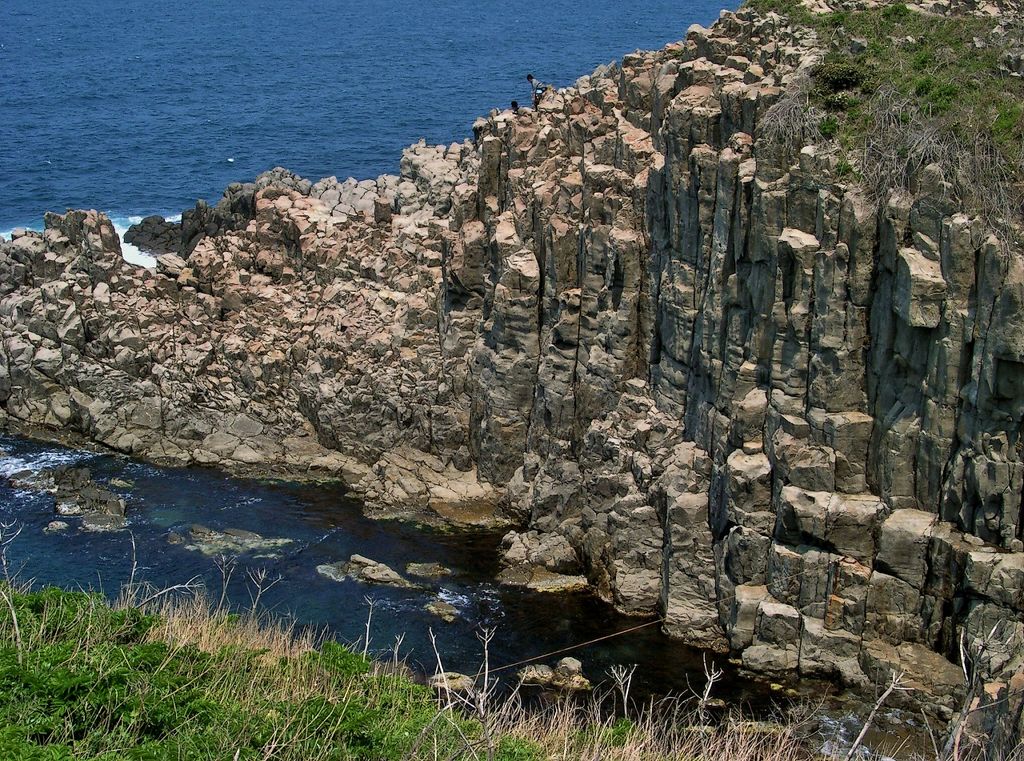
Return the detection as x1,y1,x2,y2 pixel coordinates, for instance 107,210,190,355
124,216,181,256
1,0,1023,737
52,466,126,531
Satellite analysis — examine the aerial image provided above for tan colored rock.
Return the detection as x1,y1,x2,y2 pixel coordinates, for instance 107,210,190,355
894,247,945,328
2,6,1023,732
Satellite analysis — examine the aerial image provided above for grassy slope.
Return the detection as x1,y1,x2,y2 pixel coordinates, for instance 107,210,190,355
0,587,806,761
750,0,1024,228
0,588,479,760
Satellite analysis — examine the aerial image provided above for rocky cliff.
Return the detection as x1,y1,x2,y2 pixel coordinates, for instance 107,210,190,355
2,0,1023,744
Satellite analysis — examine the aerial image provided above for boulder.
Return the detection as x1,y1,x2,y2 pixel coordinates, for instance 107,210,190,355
495,565,588,593
428,672,475,695
425,599,459,623
51,466,126,530
517,657,592,691
124,215,182,256
406,562,452,579
317,554,416,588
500,530,580,574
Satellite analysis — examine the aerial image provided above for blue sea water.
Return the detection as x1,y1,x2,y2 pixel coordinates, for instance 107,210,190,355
1,0,728,237
0,434,773,704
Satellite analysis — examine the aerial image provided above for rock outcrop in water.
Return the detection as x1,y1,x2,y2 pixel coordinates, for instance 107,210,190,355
2,0,1023,740
123,215,181,256
53,466,127,531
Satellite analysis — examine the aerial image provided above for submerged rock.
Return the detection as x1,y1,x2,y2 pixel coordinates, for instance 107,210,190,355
51,466,126,531
406,562,451,578
54,467,125,516
317,554,416,588
173,524,291,556
6,468,54,492
80,513,126,533
424,599,459,623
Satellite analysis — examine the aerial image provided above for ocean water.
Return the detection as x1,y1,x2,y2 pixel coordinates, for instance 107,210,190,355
1,0,728,242
0,434,769,705
0,435,933,755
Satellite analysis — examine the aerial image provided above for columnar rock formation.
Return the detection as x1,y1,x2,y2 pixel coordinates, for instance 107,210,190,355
1,0,1022,736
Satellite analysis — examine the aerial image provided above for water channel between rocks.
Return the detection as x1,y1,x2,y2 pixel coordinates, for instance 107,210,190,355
0,432,929,758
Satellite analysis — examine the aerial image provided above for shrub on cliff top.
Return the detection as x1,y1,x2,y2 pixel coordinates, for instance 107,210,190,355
750,0,1024,234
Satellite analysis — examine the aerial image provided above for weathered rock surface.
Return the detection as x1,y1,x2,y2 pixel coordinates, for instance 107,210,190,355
2,0,1023,738
52,466,126,531
495,565,590,593
425,598,459,622
497,528,589,592
407,562,451,578
124,215,181,256
317,554,416,588
170,524,292,556
428,672,476,695
518,657,592,692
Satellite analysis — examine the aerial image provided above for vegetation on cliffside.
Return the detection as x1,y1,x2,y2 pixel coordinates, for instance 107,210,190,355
0,586,809,760
752,0,1024,232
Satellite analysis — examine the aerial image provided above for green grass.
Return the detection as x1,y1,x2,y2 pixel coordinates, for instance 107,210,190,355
748,0,1024,226
0,586,813,761
0,588,506,761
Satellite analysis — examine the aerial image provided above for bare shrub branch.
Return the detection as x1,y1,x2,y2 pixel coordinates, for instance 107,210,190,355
860,85,1022,240
760,70,828,150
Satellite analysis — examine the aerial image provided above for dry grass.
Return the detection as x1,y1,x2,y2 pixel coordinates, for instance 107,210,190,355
750,0,1024,242
0,581,822,760
760,71,829,151
484,695,809,761
859,85,1023,237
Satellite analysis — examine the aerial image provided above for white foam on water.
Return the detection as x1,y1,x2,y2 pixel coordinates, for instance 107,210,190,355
0,224,34,240
436,588,473,608
3,212,181,249
112,212,185,269
0,447,97,480
110,216,155,268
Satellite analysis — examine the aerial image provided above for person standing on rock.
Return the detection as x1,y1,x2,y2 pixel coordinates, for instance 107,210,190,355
527,74,550,108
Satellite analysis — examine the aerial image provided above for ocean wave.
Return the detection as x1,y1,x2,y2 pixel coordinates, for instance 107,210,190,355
109,213,182,269
0,447,97,480
2,211,183,270
435,588,474,608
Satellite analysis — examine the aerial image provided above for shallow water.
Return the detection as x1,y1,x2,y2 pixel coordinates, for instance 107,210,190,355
0,433,765,702
0,432,943,757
